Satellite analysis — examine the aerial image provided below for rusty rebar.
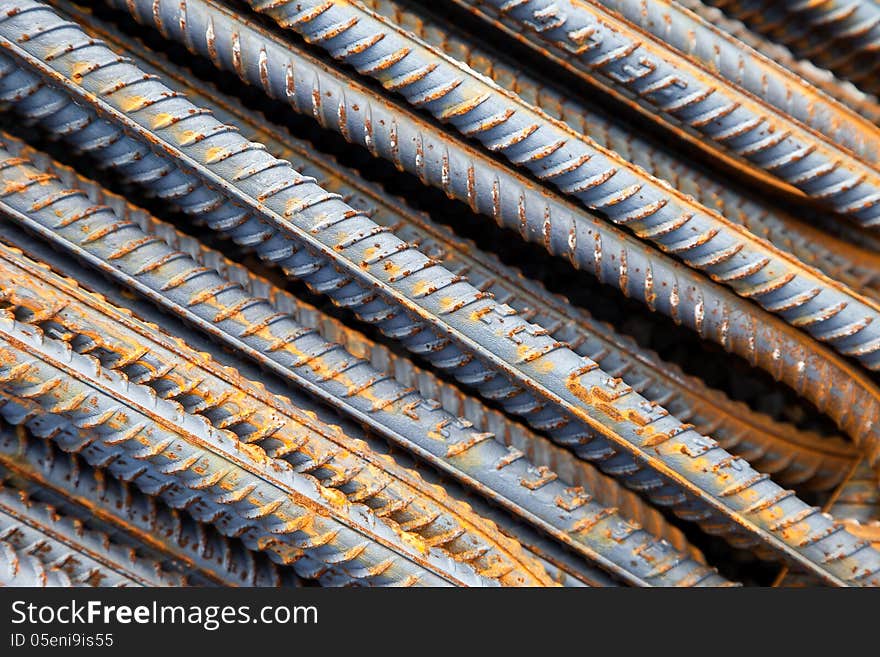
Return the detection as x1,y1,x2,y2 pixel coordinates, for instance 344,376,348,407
678,0,880,123
0,480,187,586
352,0,880,303
92,0,880,470
705,0,880,98
0,537,72,586
0,315,484,586
0,2,876,583
67,0,860,495
0,168,726,586
446,0,880,204
0,0,873,588
227,0,880,378
0,421,304,587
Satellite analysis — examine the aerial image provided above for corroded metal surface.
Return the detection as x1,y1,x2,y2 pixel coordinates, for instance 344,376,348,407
0,480,186,586
0,313,482,587
0,0,875,587
94,0,880,469
0,422,304,587
705,0,880,98
0,143,727,587
450,0,880,198
0,537,72,586
228,0,880,382
679,0,880,123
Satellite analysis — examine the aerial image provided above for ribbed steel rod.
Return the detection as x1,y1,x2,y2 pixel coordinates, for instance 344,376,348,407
0,243,554,587
95,172,708,562
0,157,727,588
3,124,875,586
69,1,857,494
0,537,72,586
447,0,880,200
294,295,703,562
0,7,762,541
32,1,861,500
0,316,478,587
0,395,360,587
27,160,698,580
93,0,880,464
678,0,880,123
76,0,880,306
0,481,186,586
0,0,871,588
830,461,880,549
0,19,871,584
4,0,879,585
227,0,880,377
0,0,868,516
0,422,305,587
0,289,722,588
0,215,620,588
706,0,880,97
348,0,880,305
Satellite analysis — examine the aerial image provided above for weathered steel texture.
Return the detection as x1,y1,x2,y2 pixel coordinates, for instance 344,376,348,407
360,0,880,305
39,0,865,506
61,0,861,494
114,179,708,565
0,536,72,586
28,153,695,582
0,196,622,590
449,0,880,201
677,0,880,123
0,108,836,588
230,1,880,381
0,217,615,589
831,461,880,525
0,243,554,588
0,397,356,588
0,422,304,587
830,462,880,548
775,456,880,585
0,317,482,587
0,0,871,588
0,4,751,543
0,480,186,586
0,149,728,589
0,298,715,590
97,0,880,471
301,300,704,562
0,3,874,585
706,0,880,97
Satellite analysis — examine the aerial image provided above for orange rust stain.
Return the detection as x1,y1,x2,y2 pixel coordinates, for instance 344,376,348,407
70,60,93,82
566,372,593,405
205,146,228,162
283,197,304,217
411,280,433,296
399,528,429,556
318,485,348,510
469,306,492,323
113,94,146,114
534,359,555,374
177,130,199,145
381,260,401,277
596,401,624,423
236,440,271,466
438,296,456,312
150,112,173,130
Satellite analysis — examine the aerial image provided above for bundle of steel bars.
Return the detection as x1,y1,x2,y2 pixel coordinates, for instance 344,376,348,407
0,0,877,587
